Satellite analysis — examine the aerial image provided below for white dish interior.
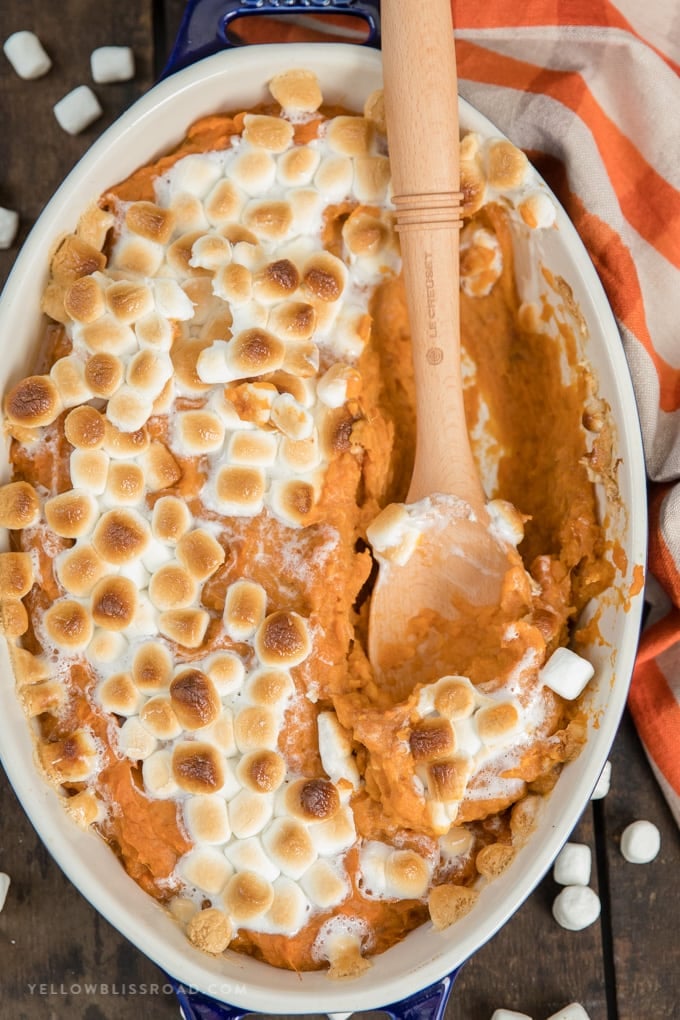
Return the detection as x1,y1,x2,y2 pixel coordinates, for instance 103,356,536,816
0,43,646,1014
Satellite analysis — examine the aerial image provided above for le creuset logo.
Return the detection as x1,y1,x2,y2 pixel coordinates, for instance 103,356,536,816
26,981,248,997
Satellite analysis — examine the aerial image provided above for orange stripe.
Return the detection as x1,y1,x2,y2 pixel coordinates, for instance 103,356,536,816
452,0,680,75
648,485,680,603
635,608,680,664
456,39,680,268
630,647,680,797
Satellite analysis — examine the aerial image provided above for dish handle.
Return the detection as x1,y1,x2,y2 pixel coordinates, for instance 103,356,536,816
163,0,382,77
171,970,459,1020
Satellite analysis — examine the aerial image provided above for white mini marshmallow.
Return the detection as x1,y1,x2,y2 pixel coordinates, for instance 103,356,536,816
620,819,661,864
490,1011,533,1020
0,872,10,913
546,1005,591,1020
590,760,612,800
118,716,158,761
552,885,601,931
553,843,591,887
53,85,103,135
0,207,19,250
90,46,135,84
539,646,594,700
4,31,51,79
154,279,195,320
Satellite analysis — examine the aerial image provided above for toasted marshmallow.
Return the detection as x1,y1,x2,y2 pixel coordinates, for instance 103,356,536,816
326,115,373,157
228,790,274,840
422,758,471,804
52,358,95,413
264,876,311,937
20,679,63,717
106,385,153,433
302,251,346,304
277,433,321,474
0,481,40,529
244,669,293,708
384,849,430,900
167,231,206,278
366,502,419,566
268,300,316,342
136,311,176,352
268,479,317,529
43,599,93,651
39,729,98,782
429,676,475,720
190,232,232,272
151,496,191,545
125,201,176,245
0,599,28,638
50,233,106,285
4,30,52,79
262,818,316,880
103,460,146,506
98,672,142,716
540,646,595,701
253,259,300,305
313,155,353,201
620,819,661,864
254,611,311,669
223,579,267,641
439,826,475,862
283,779,341,823
243,114,294,153
201,711,238,762
213,262,252,306
176,410,225,455
223,380,276,427
277,146,320,188
63,789,103,830
207,328,286,385
301,859,350,910
269,69,322,113
270,393,313,441
4,374,62,428
223,870,274,922
172,741,225,794
168,154,223,198
106,280,154,324
44,490,97,539
179,847,233,896
75,203,115,252
92,508,150,564
64,406,106,450
63,275,105,324
229,149,277,196
183,793,231,846
8,646,49,687
226,430,278,468
224,836,280,882
88,628,128,664
476,701,520,745
79,315,137,356
118,716,158,762
242,199,293,242
158,608,209,648
236,750,287,795
353,156,390,204
186,907,232,955
316,363,359,409
363,88,386,132
234,706,279,753
204,179,243,227
90,575,138,631
132,641,173,693
154,277,195,320
149,563,198,610
317,711,360,789
204,651,244,696
84,352,124,397
175,529,225,581
143,746,183,794
553,842,592,886
214,465,266,517
139,695,182,740
0,552,33,598
125,350,173,400
103,420,150,459
170,668,221,730
308,804,356,856
138,442,182,492
552,885,601,931
487,140,529,191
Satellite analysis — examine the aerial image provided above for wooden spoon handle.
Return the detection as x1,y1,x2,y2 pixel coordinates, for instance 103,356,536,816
382,0,485,510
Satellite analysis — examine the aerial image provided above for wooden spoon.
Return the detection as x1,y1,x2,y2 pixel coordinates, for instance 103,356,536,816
368,0,518,690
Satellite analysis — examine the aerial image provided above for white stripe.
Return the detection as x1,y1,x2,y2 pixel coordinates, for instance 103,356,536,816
613,0,680,64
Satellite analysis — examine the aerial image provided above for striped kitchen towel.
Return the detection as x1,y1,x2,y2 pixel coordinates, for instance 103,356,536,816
237,0,680,825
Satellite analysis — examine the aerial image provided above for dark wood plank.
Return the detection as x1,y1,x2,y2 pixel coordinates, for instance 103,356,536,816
605,710,680,1020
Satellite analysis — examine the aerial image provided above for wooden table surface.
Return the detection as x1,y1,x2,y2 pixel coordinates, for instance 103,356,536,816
1,3,678,1019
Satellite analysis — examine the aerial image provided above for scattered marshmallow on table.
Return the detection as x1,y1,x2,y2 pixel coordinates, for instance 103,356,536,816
3,30,52,79
539,646,595,700
53,85,103,135
553,842,592,887
90,46,135,84
590,760,612,800
552,885,601,931
546,1004,591,1020
491,1010,533,1019
0,207,19,250
620,819,661,863
0,872,10,912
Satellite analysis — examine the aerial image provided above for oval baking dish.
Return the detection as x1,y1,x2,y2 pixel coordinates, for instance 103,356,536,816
0,4,647,1017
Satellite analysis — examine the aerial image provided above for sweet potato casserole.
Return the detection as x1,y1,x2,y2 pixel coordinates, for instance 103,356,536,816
0,69,618,975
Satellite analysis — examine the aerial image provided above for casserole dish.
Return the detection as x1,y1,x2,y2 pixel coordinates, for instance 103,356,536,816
0,2,647,1016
